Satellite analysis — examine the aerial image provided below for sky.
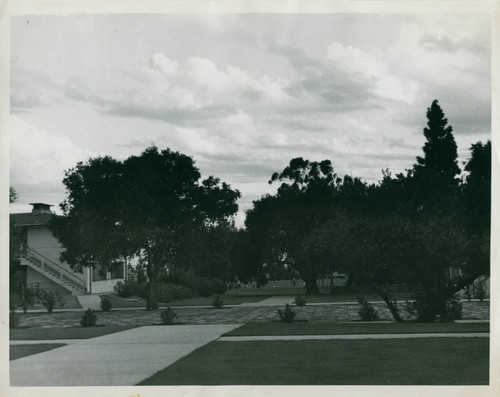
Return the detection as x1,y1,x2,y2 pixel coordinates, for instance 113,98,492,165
9,13,491,227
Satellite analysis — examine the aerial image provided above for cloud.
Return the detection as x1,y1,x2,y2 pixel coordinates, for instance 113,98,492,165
326,41,418,103
270,43,379,112
10,68,63,113
66,53,291,127
9,116,90,202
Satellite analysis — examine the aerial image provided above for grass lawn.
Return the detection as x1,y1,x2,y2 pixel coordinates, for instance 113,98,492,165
10,325,138,340
10,344,66,361
224,321,490,336
303,291,413,303
138,337,489,385
102,294,265,308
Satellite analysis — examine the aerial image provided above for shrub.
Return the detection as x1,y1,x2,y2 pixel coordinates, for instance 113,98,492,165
114,280,145,298
278,304,296,323
155,283,174,303
80,308,97,327
166,269,226,297
439,295,463,322
357,296,379,321
294,293,307,306
212,295,224,309
464,284,472,301
167,284,193,300
18,285,35,314
405,292,463,322
156,283,193,303
473,277,488,302
100,296,112,312
40,292,58,313
160,307,178,325
197,277,226,297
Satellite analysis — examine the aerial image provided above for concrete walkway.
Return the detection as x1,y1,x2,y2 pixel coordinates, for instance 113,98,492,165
76,294,102,311
218,332,489,342
10,324,239,386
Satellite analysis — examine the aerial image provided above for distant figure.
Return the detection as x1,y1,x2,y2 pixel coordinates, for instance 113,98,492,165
303,281,306,291
292,277,296,286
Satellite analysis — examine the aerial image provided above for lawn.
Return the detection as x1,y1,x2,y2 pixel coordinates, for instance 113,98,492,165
224,321,490,336
138,337,489,385
101,293,265,308
10,325,138,340
10,344,66,361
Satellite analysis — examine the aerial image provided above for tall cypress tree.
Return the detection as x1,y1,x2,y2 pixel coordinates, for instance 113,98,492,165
412,100,461,213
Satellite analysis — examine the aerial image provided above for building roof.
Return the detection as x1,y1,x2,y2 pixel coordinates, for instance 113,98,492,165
10,212,54,227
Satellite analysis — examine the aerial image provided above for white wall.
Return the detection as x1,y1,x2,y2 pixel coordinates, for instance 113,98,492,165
91,278,124,294
27,225,85,281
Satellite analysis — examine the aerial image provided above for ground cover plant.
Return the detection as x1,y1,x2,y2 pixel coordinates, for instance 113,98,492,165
10,344,66,361
294,293,306,306
277,304,296,323
100,296,113,312
80,308,97,327
160,307,178,325
139,337,489,385
212,296,224,308
357,296,379,321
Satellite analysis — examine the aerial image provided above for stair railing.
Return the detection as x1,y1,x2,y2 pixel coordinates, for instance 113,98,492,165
24,247,86,293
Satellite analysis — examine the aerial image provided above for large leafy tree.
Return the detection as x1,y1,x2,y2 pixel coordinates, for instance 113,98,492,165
462,140,491,235
246,158,367,294
51,147,240,309
302,212,487,322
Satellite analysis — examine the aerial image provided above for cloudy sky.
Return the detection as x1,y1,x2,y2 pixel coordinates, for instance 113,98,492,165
9,13,491,226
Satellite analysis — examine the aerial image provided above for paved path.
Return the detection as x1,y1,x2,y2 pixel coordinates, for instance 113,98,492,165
10,324,239,386
13,300,490,329
76,294,102,311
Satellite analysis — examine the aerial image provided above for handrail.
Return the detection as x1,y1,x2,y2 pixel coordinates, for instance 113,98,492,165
25,247,85,291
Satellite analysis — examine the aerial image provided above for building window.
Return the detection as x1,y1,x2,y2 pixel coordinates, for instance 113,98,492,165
110,261,124,279
92,265,108,282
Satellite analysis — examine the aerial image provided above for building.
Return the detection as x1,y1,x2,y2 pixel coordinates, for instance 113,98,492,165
10,203,127,296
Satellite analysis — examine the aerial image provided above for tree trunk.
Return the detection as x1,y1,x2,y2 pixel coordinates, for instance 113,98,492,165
145,253,162,310
303,268,320,295
146,278,159,310
370,283,404,323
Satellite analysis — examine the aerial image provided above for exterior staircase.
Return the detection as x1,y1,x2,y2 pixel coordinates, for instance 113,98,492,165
20,247,86,295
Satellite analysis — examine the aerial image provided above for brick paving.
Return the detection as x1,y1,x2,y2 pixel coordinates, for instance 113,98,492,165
14,301,489,329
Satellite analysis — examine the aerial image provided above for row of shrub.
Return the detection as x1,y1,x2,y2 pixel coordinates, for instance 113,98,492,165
114,276,226,302
10,287,65,314
276,293,464,323
80,296,226,328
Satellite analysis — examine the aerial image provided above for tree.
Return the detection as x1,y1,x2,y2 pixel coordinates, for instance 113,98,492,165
301,213,410,321
50,146,240,309
10,186,18,204
412,99,461,214
462,140,491,234
245,158,367,294
302,212,486,322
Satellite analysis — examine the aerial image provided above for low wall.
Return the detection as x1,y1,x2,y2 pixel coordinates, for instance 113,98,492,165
90,278,124,294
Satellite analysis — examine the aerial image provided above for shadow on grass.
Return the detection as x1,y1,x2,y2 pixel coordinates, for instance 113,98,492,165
139,337,489,385
10,344,66,361
10,325,140,340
